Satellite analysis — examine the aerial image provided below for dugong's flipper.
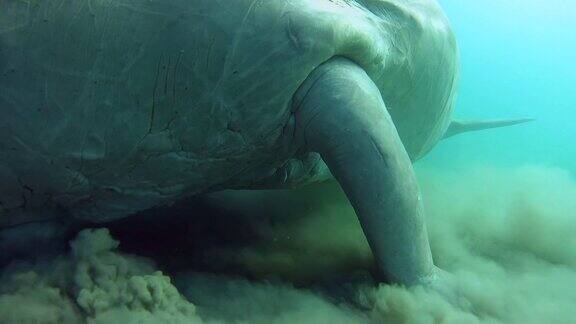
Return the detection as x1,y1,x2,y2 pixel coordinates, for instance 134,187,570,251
293,57,435,286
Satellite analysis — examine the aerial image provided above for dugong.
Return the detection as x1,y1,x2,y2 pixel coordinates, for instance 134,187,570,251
0,0,530,289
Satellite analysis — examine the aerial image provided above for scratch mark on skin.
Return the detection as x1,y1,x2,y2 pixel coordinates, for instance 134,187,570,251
214,0,260,91
0,22,29,35
87,0,94,17
173,51,183,108
164,56,171,96
113,52,170,173
148,54,164,134
370,135,384,160
163,51,184,132
43,78,49,106
115,3,175,17
225,39,289,83
64,131,94,193
286,16,301,51
66,0,86,31
119,11,190,78
11,135,38,157
83,163,107,179
206,37,215,69
116,51,181,177
206,38,216,77
16,177,33,210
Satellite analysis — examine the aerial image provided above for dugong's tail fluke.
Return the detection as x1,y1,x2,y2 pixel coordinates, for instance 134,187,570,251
443,118,534,139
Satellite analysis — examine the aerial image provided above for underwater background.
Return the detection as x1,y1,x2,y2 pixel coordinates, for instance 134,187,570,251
1,0,576,323
430,0,576,173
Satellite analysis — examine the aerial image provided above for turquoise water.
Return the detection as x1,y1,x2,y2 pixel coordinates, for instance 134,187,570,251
428,0,576,173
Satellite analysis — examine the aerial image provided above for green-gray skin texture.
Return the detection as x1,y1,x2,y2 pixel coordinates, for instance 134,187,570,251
1,0,460,287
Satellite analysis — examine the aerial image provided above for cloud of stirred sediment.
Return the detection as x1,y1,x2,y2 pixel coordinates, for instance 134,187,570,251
1,165,575,323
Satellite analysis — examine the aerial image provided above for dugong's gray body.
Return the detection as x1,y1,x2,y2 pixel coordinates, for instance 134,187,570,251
1,0,502,288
